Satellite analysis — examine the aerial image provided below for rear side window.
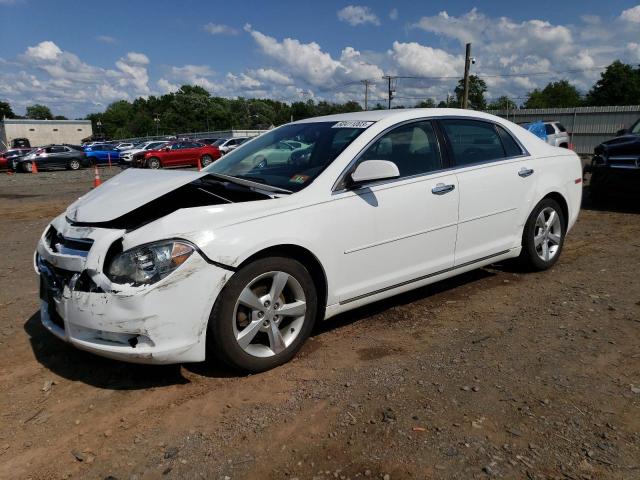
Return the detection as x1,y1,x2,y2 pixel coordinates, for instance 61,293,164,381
440,120,508,166
360,120,442,178
555,123,567,132
495,125,524,157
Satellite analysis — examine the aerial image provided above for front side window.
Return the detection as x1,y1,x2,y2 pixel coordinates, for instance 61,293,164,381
440,119,511,166
359,121,442,178
545,124,555,135
205,122,369,192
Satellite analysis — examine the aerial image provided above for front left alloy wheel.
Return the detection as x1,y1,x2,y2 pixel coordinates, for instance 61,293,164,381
207,257,318,372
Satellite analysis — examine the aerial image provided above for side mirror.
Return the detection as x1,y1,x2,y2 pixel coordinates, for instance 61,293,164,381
348,160,400,187
616,128,628,137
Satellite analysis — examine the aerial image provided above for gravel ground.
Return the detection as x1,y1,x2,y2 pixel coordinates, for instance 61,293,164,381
0,167,639,480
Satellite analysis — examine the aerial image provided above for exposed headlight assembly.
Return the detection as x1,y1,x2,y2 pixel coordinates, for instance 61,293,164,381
106,240,194,285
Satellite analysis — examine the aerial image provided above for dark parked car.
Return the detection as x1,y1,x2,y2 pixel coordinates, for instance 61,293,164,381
590,118,640,198
11,138,31,148
130,141,221,169
1,148,33,170
15,145,89,172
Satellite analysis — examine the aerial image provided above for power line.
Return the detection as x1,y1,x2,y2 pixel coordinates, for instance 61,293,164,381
387,65,608,82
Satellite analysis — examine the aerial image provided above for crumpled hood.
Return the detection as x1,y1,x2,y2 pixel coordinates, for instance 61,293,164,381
67,169,208,223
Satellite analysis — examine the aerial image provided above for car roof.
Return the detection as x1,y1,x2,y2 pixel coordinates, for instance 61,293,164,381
293,108,512,124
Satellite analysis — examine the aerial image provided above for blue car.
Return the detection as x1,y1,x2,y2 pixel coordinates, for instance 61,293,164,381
84,144,121,164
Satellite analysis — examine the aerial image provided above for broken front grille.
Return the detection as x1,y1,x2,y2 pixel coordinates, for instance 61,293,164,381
46,226,94,257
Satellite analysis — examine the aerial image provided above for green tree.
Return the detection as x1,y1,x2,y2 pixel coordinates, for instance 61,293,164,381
53,115,68,120
586,60,640,106
26,104,53,120
0,101,15,119
487,96,517,110
454,75,487,110
524,80,582,108
415,99,436,108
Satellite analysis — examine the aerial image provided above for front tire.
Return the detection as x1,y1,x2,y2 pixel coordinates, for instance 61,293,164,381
147,157,161,169
68,159,81,170
207,257,318,373
519,198,566,271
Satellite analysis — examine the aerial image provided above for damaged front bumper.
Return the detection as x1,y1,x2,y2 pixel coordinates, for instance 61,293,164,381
35,218,230,364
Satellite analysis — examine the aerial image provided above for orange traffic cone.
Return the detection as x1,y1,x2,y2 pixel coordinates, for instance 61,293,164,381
197,157,202,171
31,161,38,174
93,165,102,187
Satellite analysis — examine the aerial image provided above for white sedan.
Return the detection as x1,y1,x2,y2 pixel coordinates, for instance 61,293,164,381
35,109,582,372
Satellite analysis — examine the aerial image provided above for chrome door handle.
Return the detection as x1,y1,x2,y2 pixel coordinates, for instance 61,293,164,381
431,183,455,195
518,168,534,178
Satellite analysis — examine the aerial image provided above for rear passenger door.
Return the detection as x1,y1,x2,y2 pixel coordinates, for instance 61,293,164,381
438,119,536,265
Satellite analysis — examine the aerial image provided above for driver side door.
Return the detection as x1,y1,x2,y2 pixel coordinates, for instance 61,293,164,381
328,120,460,303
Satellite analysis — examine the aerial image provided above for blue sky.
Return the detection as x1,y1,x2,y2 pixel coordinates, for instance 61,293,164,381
1,0,640,117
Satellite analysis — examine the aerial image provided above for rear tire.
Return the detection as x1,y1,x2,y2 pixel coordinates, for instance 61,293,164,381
518,198,566,271
68,159,81,170
200,154,213,167
147,157,161,169
21,162,33,173
207,257,318,373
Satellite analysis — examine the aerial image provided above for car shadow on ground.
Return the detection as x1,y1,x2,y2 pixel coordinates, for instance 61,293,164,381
313,268,496,336
23,312,198,389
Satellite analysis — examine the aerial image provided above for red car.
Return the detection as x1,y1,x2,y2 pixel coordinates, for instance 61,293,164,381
130,141,221,169
0,148,33,170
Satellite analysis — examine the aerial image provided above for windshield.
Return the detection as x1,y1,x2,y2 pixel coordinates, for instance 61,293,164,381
204,121,370,192
631,119,640,135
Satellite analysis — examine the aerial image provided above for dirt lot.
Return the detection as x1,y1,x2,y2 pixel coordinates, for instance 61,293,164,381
0,167,639,480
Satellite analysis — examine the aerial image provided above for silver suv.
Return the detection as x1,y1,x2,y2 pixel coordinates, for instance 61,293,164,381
520,121,571,149
544,122,571,148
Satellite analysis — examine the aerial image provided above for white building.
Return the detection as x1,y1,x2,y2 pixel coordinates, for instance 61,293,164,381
0,119,93,149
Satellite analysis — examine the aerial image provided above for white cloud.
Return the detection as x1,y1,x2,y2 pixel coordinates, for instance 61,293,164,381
226,72,261,89
25,41,62,61
157,78,179,93
620,5,640,23
96,35,116,44
390,41,463,77
389,8,398,20
245,25,341,87
166,64,218,91
203,23,238,35
115,52,151,93
249,68,293,85
337,5,380,26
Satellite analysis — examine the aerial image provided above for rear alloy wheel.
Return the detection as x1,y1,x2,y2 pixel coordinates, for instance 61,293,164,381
519,198,565,271
147,157,161,169
68,159,81,170
207,257,318,372
200,154,213,167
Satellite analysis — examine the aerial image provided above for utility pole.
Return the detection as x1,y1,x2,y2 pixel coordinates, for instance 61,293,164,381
462,43,472,109
361,80,372,110
383,75,396,109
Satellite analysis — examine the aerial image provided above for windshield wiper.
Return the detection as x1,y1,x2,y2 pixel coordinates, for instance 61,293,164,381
204,172,293,194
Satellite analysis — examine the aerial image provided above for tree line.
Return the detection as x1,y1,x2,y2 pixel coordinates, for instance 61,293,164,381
1,60,638,140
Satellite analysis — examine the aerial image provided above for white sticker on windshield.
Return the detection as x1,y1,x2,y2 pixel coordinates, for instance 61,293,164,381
332,121,374,129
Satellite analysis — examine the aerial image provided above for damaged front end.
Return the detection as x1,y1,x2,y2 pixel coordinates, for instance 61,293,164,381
33,170,273,364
